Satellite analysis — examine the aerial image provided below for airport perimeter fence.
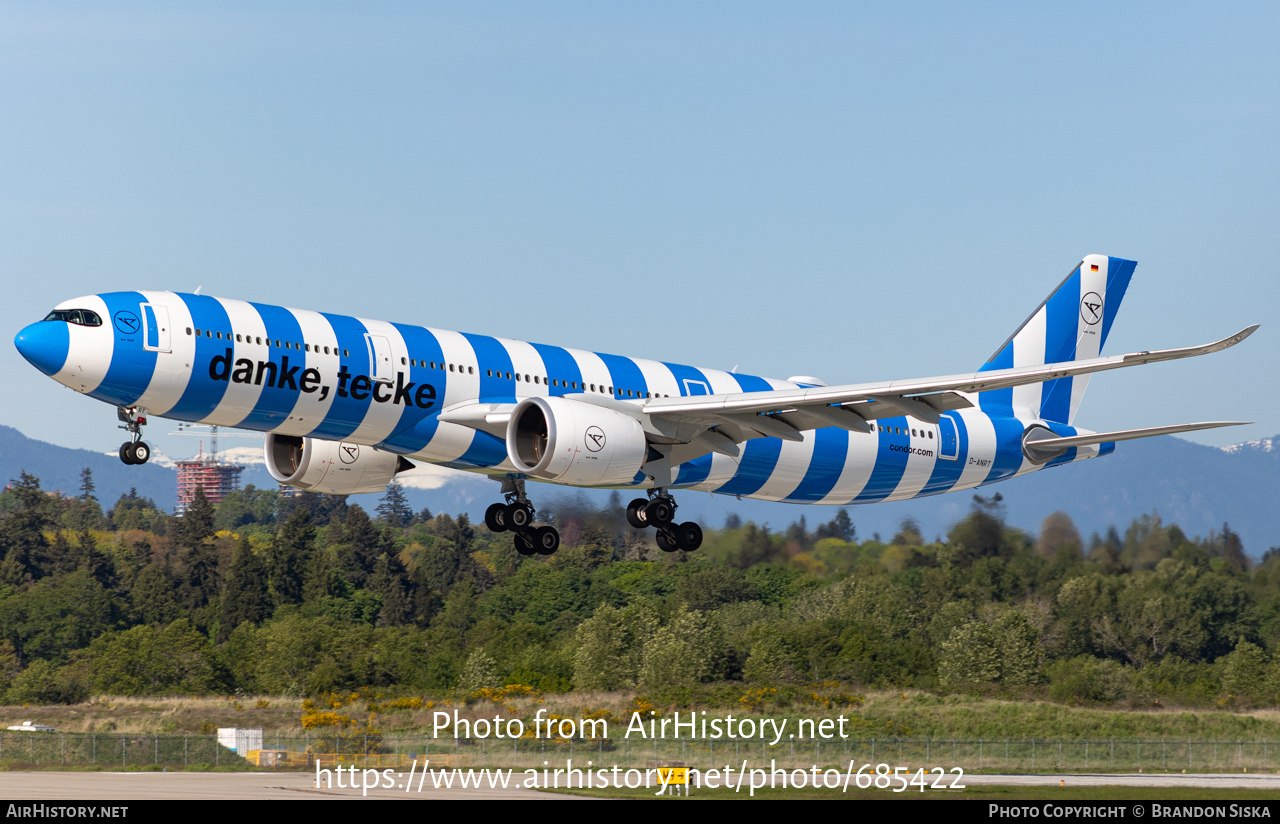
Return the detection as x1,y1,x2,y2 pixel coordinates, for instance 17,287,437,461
3,733,1280,774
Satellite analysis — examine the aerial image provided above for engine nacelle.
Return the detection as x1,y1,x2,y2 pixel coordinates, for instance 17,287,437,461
507,396,650,486
264,434,412,495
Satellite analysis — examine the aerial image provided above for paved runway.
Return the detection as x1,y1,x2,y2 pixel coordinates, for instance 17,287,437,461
2,771,1279,799
0,771,552,800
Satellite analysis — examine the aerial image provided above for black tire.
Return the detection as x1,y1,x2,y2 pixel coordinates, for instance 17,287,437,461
485,503,508,533
656,529,679,553
132,441,151,465
514,531,537,556
675,521,703,551
626,498,649,529
645,498,675,527
535,526,560,555
506,503,533,530
119,443,135,465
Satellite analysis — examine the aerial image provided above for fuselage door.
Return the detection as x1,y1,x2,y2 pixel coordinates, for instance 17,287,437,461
141,304,172,353
366,334,393,383
683,378,710,396
938,415,959,461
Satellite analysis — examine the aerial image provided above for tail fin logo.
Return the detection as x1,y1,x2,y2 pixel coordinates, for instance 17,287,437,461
1080,292,1103,326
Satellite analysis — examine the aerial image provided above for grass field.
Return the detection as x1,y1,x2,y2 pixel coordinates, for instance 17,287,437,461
5,690,1280,741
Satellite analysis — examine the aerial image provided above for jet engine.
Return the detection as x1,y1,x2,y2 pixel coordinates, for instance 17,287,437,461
507,396,650,486
265,434,413,495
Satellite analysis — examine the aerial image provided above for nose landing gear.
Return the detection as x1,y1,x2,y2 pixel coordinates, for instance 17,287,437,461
485,478,560,556
625,490,702,552
117,406,152,465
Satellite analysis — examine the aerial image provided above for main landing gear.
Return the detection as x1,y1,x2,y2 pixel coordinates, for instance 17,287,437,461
485,478,560,556
117,406,152,465
626,490,702,552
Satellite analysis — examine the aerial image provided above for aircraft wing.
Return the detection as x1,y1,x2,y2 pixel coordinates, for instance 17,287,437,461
639,326,1258,443
435,326,1255,462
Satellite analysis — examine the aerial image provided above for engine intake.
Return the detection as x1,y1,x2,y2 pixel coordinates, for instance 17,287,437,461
265,434,412,495
507,396,649,486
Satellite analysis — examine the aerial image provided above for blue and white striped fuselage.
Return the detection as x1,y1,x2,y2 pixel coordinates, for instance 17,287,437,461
23,290,1105,506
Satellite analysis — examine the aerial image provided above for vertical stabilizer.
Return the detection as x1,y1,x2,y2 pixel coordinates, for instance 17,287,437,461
977,254,1136,424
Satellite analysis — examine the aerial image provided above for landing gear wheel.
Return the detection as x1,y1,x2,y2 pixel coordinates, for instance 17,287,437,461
626,498,649,529
534,526,560,555
514,531,537,556
131,442,151,465
645,498,675,527
675,522,703,551
656,529,679,553
485,503,509,533
119,443,136,465
506,503,533,530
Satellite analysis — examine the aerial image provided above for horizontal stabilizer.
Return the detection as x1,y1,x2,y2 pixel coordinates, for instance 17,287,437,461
1023,421,1250,463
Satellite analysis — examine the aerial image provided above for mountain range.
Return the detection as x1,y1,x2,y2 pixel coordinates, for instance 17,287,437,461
1,424,1276,556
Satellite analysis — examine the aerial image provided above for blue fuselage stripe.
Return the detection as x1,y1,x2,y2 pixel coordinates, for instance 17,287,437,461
381,324,445,453
98,292,156,407
784,426,848,502
166,295,233,420
982,415,1025,486
854,417,911,502
233,303,306,430
529,343,583,396
920,412,970,495
597,352,648,400
309,313,374,440
463,333,517,403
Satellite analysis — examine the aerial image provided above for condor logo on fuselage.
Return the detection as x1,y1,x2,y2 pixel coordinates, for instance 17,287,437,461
207,348,436,410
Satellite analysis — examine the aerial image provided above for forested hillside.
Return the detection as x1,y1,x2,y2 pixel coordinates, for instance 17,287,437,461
1,468,1278,709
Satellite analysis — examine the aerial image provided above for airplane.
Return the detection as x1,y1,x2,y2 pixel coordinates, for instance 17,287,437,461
14,254,1256,556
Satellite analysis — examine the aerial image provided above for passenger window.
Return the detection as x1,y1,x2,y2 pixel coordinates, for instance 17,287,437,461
186,327,192,336
449,364,455,372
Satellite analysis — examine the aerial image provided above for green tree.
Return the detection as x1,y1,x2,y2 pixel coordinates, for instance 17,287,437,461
573,603,656,691
376,480,414,528
269,508,315,607
456,647,499,694
217,537,270,640
87,619,218,695
130,563,182,625
638,606,724,689
0,471,59,581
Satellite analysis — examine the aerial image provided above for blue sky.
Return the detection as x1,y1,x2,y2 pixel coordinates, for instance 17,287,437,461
2,2,1276,463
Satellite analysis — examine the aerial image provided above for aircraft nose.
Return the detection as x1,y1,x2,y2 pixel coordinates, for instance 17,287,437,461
14,321,70,376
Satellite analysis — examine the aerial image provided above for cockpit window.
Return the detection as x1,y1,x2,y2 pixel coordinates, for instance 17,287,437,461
42,309,103,327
